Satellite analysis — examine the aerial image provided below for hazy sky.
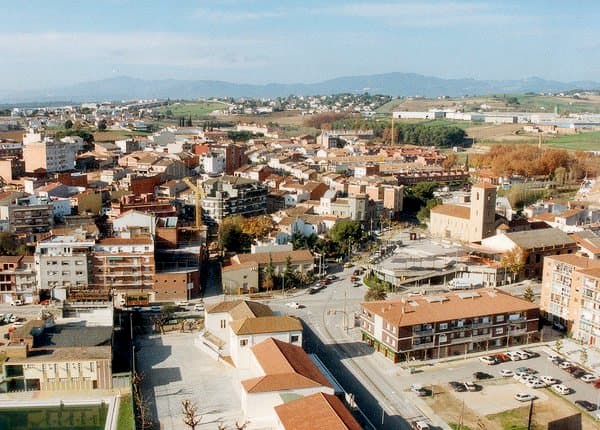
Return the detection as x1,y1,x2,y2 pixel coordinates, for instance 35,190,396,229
2,1,599,90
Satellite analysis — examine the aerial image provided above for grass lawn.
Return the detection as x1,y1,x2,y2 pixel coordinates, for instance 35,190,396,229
516,94,600,114
449,424,475,430
487,406,543,430
544,131,600,151
117,394,135,430
157,101,228,118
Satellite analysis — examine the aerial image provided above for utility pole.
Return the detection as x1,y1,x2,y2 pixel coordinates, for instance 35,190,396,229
344,290,348,332
527,398,534,430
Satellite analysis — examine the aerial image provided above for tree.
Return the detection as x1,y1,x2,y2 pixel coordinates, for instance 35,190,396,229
0,232,27,255
555,338,563,354
220,216,251,254
501,246,528,281
97,119,107,131
64,119,73,129
581,347,588,368
523,286,535,302
417,198,442,223
132,372,153,429
441,152,458,170
263,253,275,292
364,285,387,302
181,400,202,430
241,215,274,240
328,219,362,257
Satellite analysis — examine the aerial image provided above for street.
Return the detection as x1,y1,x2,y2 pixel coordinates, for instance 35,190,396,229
266,263,449,430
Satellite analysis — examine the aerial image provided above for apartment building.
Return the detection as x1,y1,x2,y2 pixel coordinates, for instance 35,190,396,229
8,195,54,243
92,236,155,305
360,289,539,362
22,131,76,173
201,175,268,225
540,254,600,332
574,268,600,346
35,235,95,296
0,255,36,304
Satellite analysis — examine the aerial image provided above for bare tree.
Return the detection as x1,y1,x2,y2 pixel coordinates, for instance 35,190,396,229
132,372,153,429
181,400,202,430
234,421,249,430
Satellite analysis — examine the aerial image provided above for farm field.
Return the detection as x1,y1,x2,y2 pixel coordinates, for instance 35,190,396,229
157,101,228,118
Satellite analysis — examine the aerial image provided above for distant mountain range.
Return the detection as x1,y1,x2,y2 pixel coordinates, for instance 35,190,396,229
2,72,600,104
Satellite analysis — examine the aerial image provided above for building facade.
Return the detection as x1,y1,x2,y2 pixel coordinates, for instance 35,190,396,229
201,175,267,225
360,289,539,362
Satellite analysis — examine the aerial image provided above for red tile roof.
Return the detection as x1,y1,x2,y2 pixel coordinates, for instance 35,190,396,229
275,392,362,430
430,204,470,219
241,338,332,393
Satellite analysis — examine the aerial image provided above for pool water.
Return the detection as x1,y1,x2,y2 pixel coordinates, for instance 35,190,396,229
0,403,108,430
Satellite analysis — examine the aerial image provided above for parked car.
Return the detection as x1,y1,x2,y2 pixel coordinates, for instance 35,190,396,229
552,384,572,395
411,420,431,430
515,393,536,402
552,322,566,331
500,369,514,377
326,275,337,281
515,350,533,360
410,384,431,397
463,381,478,392
506,351,522,361
479,356,497,365
540,375,558,385
343,262,354,268
575,400,598,412
285,302,301,309
10,300,23,306
494,353,510,363
581,374,598,383
559,361,573,370
526,379,547,389
150,306,162,312
8,315,17,323
547,353,561,361
571,368,587,379
473,372,493,380
193,303,205,312
309,286,321,294
449,381,466,392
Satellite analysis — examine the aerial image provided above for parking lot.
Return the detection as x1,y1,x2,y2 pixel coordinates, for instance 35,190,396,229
398,345,600,429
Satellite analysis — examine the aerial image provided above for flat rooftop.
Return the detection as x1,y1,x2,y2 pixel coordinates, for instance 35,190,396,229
34,323,112,348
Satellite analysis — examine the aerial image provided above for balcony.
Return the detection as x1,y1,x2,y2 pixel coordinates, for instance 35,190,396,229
412,341,434,349
413,328,433,335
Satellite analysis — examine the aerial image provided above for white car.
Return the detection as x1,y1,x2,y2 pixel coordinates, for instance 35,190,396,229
515,393,536,402
526,379,547,389
500,369,514,377
286,302,301,309
540,375,558,385
479,356,496,365
507,351,522,361
463,381,477,392
559,361,573,369
515,350,532,360
547,354,560,361
581,373,598,383
552,384,572,395
518,374,537,384
193,303,205,312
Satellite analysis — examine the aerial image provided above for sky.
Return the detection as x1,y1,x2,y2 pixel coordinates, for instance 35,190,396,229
1,1,600,91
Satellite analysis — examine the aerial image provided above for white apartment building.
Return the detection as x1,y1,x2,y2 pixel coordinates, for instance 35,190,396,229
22,130,77,173
35,235,95,294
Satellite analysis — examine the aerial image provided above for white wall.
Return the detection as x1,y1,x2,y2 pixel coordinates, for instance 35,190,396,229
231,330,303,369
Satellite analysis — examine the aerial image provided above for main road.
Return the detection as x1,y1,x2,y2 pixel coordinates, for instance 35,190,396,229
266,263,449,430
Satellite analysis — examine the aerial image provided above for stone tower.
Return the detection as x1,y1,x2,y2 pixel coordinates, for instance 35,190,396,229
469,183,497,242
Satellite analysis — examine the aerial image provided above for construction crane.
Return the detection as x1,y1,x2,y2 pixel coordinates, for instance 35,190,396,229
182,177,204,230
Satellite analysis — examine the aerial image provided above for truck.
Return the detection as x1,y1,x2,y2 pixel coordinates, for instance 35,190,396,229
447,279,482,290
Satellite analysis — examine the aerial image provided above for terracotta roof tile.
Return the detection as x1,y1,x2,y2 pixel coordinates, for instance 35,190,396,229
230,315,302,335
430,204,470,219
241,338,331,393
275,392,363,430
361,289,538,327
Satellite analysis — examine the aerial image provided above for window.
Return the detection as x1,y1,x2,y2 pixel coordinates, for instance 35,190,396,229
220,320,226,329
239,339,248,347
291,335,299,343
439,334,447,343
495,327,503,334
496,315,504,322
439,322,448,330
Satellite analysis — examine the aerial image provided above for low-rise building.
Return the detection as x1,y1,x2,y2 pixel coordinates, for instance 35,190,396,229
200,300,303,369
241,338,334,427
222,250,314,294
360,289,539,362
0,255,36,304
1,321,112,392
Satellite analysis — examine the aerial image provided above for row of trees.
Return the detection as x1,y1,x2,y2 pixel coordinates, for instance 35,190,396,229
471,144,600,179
